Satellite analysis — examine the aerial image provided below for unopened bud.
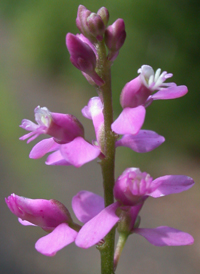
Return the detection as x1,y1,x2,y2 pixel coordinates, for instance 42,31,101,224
86,13,105,41
105,19,126,61
66,33,104,86
97,7,109,27
66,33,96,73
76,5,91,36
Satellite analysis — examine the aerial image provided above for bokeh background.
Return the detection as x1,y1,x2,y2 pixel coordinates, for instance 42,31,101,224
0,0,200,273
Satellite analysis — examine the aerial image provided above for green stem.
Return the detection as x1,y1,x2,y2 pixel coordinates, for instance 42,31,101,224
95,41,116,274
114,233,129,271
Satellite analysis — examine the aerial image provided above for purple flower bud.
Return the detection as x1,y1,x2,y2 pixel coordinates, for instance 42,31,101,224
5,194,72,230
66,33,96,73
97,7,109,27
77,33,97,57
86,13,105,41
76,5,91,36
20,106,84,144
66,33,104,86
105,18,126,61
76,5,107,42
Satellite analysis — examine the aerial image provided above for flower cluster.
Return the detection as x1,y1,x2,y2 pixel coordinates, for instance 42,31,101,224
6,4,194,272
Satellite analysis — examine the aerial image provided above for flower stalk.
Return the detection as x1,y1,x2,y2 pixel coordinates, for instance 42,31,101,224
95,40,116,274
114,232,129,271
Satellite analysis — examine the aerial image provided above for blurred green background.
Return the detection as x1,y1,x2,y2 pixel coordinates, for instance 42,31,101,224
0,1,200,273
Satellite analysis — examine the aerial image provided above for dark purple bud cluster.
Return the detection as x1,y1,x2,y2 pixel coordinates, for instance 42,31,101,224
76,5,108,41
66,5,126,86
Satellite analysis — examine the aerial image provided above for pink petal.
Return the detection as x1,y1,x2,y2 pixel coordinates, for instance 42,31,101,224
29,138,60,159
75,202,120,248
45,150,71,166
82,97,103,120
35,223,78,256
18,218,36,226
19,131,38,142
76,34,97,56
152,85,188,100
135,226,194,246
60,137,101,167
150,175,194,198
116,130,165,152
111,106,146,135
72,191,104,223
82,97,104,143
20,119,38,131
5,194,71,228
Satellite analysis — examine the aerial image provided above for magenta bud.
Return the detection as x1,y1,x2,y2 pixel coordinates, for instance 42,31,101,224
86,13,105,41
120,76,152,108
97,7,109,27
105,18,126,61
114,168,153,206
66,33,104,86
76,5,91,36
66,33,96,72
5,194,72,230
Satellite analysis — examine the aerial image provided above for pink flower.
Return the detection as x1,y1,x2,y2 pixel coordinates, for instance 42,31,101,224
114,167,194,206
112,65,188,135
74,177,194,249
83,97,165,153
5,194,78,256
120,65,188,108
20,106,84,144
5,191,112,255
20,106,101,167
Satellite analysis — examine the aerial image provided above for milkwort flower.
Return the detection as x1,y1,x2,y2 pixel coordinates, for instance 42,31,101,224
121,65,188,108
5,192,115,256
20,106,101,167
5,194,78,256
20,106,85,144
83,97,165,153
112,65,188,135
74,168,194,249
